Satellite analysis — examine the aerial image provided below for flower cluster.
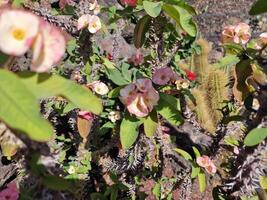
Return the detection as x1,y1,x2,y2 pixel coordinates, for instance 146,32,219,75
196,155,217,174
108,111,121,123
120,79,159,117
87,81,109,95
222,23,251,44
77,1,101,34
255,32,267,50
0,8,66,72
128,49,144,66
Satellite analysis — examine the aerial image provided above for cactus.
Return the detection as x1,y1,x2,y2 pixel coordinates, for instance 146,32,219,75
188,39,229,134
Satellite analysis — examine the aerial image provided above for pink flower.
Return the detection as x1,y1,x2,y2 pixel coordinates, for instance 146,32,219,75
0,181,19,200
197,155,217,175
128,49,144,66
78,111,93,121
255,32,267,49
222,23,251,44
0,0,9,6
152,67,174,85
31,21,66,72
0,9,40,56
88,81,109,95
89,0,98,11
196,155,211,168
120,0,137,7
120,79,159,117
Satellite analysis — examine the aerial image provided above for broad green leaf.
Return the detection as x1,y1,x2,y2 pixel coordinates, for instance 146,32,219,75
214,55,240,69
12,0,24,7
198,171,206,192
121,63,132,82
174,148,192,161
156,93,184,126
143,1,162,18
67,39,77,56
259,176,267,189
42,175,71,191
17,72,102,115
191,163,200,178
134,15,151,48
106,68,130,86
244,128,267,147
152,182,161,199
120,114,141,149
144,110,158,138
0,70,53,141
162,4,197,37
249,0,267,15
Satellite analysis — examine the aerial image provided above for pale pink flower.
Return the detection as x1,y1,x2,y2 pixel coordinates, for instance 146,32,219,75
0,0,9,6
31,21,66,72
88,15,101,34
88,81,109,95
205,162,217,174
152,67,174,85
78,111,93,121
197,155,217,175
222,25,236,44
222,23,251,44
233,146,240,155
0,9,39,56
0,181,19,200
128,49,144,66
120,79,159,117
255,32,267,49
234,23,251,44
77,14,91,30
196,155,212,168
93,4,101,15
89,0,98,10
108,111,121,122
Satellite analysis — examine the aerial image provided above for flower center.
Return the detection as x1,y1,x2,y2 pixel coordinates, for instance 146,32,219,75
12,28,26,41
92,23,97,28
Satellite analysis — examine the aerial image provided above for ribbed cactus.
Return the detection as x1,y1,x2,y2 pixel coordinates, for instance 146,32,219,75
188,39,229,134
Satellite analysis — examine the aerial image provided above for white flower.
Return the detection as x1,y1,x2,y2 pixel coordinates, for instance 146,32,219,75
89,0,97,10
88,81,109,95
88,15,101,34
67,166,76,174
31,21,66,72
108,111,121,122
77,14,91,30
93,4,101,15
0,9,39,56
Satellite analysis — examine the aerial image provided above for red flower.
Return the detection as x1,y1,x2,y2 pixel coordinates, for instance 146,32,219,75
186,70,196,81
120,0,137,7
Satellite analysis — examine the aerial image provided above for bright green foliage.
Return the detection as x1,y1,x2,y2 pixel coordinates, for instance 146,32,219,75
120,113,141,149
143,1,162,18
144,110,158,138
244,128,267,147
0,70,53,141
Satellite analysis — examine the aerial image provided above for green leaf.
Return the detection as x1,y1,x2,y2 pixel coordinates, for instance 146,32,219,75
162,4,197,37
67,39,77,56
191,163,200,178
249,0,267,15
12,0,24,7
17,72,102,115
121,63,132,82
120,114,141,149
214,55,240,69
174,148,192,161
0,70,53,141
259,176,267,189
0,53,9,67
108,86,124,98
42,175,71,191
156,93,184,126
106,68,130,86
134,15,151,48
144,110,158,138
192,146,201,158
244,128,267,147
143,1,162,17
152,182,161,199
198,171,206,193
